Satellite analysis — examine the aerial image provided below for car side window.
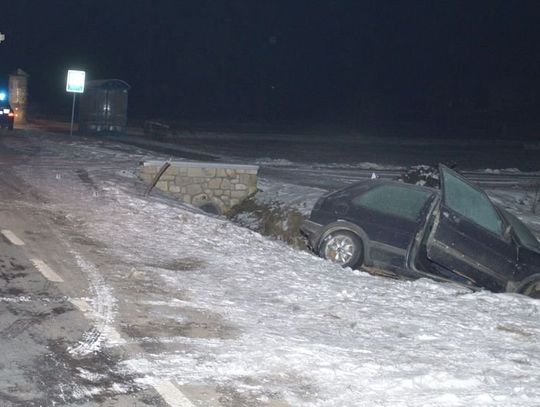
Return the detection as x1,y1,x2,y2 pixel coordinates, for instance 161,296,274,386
351,185,432,221
443,171,503,235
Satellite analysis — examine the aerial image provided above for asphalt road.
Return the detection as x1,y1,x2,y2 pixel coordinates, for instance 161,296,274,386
0,128,292,406
0,149,163,406
99,133,540,190
0,133,215,406
29,119,540,189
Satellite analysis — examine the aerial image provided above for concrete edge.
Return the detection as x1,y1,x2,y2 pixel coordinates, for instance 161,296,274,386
142,160,259,171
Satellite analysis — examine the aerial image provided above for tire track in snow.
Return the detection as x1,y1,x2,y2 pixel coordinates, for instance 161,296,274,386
67,252,125,355
35,203,123,355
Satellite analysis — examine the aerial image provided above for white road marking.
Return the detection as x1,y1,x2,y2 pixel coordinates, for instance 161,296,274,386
1,229,25,246
30,259,64,282
70,298,94,314
153,381,196,407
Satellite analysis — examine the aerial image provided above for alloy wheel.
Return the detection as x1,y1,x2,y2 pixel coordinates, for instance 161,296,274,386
323,234,356,265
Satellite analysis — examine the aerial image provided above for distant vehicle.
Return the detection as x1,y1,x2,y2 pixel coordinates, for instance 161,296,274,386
301,165,540,298
0,101,15,130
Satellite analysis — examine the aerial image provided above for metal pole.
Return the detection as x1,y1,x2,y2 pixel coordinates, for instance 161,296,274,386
70,92,76,136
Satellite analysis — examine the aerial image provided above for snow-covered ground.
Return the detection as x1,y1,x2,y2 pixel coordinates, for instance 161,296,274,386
5,129,540,406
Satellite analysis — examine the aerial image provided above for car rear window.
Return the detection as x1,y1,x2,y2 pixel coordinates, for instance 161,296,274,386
352,184,432,221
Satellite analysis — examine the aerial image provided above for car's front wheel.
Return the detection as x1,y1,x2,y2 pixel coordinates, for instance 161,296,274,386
319,231,363,269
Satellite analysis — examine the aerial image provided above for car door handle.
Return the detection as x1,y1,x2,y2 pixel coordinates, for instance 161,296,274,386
443,211,462,225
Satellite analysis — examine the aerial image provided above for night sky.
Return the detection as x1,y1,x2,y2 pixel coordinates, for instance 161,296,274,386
1,1,540,124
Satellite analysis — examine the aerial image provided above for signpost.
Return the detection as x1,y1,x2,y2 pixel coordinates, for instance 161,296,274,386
66,70,86,136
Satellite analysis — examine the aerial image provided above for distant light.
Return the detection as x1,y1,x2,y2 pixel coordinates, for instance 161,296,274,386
0,92,6,101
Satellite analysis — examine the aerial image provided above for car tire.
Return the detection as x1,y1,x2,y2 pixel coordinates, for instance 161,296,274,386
319,231,364,269
521,280,540,299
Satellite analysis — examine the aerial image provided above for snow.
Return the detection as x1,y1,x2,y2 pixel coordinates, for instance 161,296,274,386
255,178,326,216
317,162,405,170
488,188,540,237
255,158,296,167
255,158,404,171
7,130,540,406
482,168,520,174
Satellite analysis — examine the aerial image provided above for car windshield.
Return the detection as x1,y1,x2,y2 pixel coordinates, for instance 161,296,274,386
500,209,540,252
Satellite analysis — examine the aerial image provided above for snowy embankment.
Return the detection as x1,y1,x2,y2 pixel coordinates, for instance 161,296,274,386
10,131,540,406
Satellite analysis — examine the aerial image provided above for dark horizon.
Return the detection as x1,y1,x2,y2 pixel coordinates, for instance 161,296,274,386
2,1,540,128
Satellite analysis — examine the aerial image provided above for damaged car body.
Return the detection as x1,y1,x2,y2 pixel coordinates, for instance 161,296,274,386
301,165,540,298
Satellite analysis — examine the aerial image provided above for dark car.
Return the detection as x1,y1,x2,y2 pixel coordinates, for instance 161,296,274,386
0,102,15,130
301,165,540,298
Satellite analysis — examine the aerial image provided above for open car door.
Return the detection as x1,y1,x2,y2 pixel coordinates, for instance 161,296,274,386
425,165,517,291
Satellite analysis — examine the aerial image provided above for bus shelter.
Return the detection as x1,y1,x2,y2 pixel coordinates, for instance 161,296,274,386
79,79,130,134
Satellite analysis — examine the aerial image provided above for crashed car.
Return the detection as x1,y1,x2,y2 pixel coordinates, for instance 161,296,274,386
0,101,15,130
301,165,540,298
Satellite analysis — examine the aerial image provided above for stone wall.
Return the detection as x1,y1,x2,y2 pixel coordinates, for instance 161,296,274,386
139,160,258,214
